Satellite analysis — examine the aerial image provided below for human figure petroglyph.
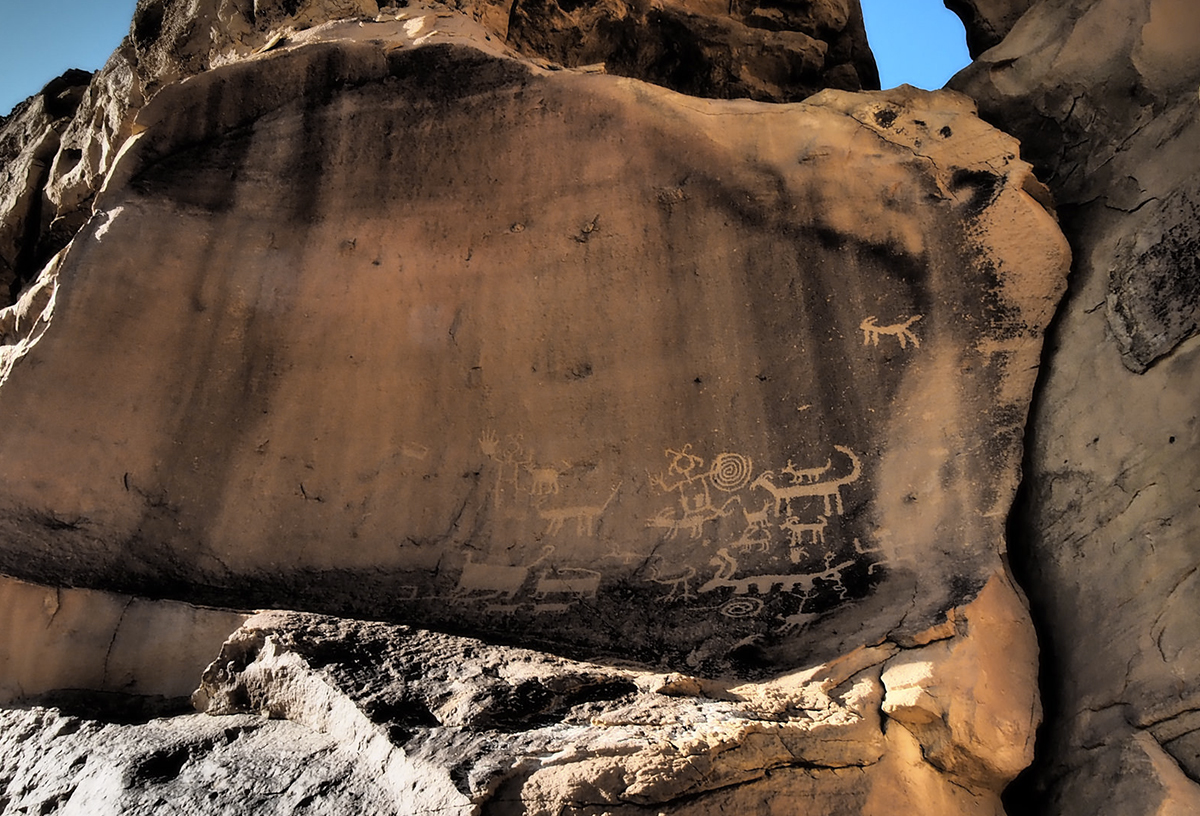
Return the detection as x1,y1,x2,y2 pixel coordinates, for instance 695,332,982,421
538,482,622,537
480,429,532,507
647,561,697,601
649,447,752,541
454,545,552,599
698,548,856,596
650,447,753,513
534,567,602,599
751,445,862,517
860,315,922,349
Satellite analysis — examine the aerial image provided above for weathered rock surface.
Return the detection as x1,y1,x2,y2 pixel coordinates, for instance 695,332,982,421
0,70,92,303
950,0,1200,812
0,11,1066,682
0,1,1076,812
943,0,1036,57
4,589,1038,814
0,0,877,316
0,705,400,814
0,575,247,713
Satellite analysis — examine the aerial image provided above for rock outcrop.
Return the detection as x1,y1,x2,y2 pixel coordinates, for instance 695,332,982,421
0,0,878,317
0,70,92,303
950,0,1200,812
1,592,1038,814
0,6,1066,683
0,575,246,715
0,0,1103,813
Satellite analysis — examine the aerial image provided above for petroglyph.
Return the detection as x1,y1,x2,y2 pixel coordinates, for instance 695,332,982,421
719,597,764,619
782,515,828,563
860,315,922,349
455,546,552,599
480,429,532,508
782,457,831,484
647,562,697,601
777,608,820,634
751,446,862,517
649,447,752,540
731,498,774,552
647,499,736,540
401,444,430,461
534,567,602,600
538,483,621,537
698,548,857,597
525,461,568,496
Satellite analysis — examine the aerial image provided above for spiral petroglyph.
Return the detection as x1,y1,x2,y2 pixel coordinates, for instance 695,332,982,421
709,452,753,492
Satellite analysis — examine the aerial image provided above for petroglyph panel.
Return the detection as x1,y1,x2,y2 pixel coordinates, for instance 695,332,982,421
0,41,1069,676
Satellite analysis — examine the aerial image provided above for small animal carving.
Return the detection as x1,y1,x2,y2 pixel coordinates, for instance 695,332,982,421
534,568,602,599
860,315,922,349
538,483,621,536
782,457,831,484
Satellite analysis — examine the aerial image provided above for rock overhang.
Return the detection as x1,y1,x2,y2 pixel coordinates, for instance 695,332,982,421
0,15,1069,679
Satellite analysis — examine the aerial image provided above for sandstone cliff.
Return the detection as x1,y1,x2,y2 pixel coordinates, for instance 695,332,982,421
0,0,1192,813
949,0,1200,813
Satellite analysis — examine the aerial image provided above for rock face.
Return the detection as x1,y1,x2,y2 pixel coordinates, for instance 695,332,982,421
0,0,1080,813
0,70,92,303
0,8,1065,681
950,0,1200,812
0,0,878,320
0,575,246,713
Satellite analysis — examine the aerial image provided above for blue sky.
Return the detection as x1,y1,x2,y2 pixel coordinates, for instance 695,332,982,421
0,0,970,117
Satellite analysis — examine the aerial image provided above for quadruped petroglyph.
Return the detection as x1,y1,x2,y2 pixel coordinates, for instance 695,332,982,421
860,314,922,349
538,482,622,537
440,432,885,633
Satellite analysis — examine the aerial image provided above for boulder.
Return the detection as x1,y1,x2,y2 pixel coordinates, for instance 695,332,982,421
0,13,1067,683
950,0,1200,812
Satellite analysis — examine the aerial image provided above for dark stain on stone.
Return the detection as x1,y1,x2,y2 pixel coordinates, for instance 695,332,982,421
874,108,898,128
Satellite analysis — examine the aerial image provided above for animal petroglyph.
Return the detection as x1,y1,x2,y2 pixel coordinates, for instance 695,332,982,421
731,498,774,552
782,457,831,484
698,548,857,597
647,562,697,601
860,315,922,349
782,514,827,552
525,462,568,496
751,445,862,517
538,483,621,537
647,499,736,540
455,546,552,599
534,568,602,600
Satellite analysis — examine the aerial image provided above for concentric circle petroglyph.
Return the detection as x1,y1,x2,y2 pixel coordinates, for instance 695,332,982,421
719,597,764,618
709,453,753,492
